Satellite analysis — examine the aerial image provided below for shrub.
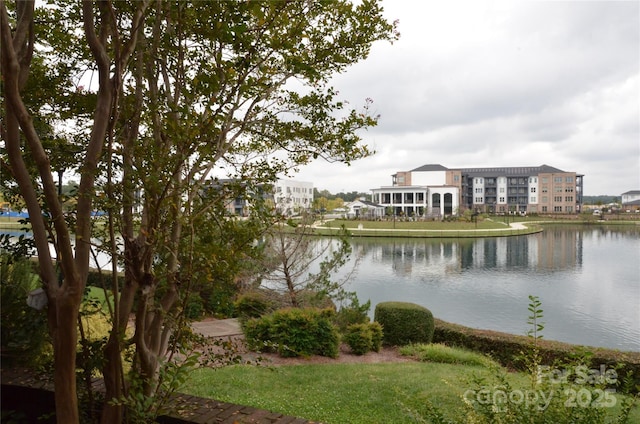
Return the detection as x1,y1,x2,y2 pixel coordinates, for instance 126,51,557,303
242,307,340,358
242,316,274,352
0,255,51,368
234,291,272,320
432,318,640,394
344,321,384,355
344,324,373,355
374,301,434,346
416,296,639,424
86,269,123,290
369,321,383,352
333,298,371,333
183,292,205,320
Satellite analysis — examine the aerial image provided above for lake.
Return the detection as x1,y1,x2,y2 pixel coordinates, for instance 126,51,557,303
3,223,638,351
336,225,640,351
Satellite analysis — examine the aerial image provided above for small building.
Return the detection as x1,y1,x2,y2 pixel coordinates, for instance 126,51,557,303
344,199,386,219
621,190,640,211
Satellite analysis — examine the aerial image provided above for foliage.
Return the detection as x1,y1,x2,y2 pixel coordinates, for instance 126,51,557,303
109,351,201,424
182,292,205,320
243,307,340,358
344,321,383,355
2,0,397,421
234,290,274,321
418,296,639,424
432,320,640,394
374,301,435,346
399,343,497,368
333,297,371,333
0,255,51,368
258,217,360,309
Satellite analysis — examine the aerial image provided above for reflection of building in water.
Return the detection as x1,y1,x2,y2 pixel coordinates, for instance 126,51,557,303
535,228,581,270
362,229,581,277
375,240,459,277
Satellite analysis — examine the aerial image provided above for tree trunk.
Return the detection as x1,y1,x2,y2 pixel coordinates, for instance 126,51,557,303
50,293,81,424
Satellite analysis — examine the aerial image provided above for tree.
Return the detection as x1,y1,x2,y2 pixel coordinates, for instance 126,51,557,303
258,216,358,309
1,1,397,422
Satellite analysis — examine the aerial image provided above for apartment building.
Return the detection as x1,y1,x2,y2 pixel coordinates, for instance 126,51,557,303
273,179,314,216
371,164,583,217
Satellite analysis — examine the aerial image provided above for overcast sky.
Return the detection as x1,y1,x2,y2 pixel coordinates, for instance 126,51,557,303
292,0,639,196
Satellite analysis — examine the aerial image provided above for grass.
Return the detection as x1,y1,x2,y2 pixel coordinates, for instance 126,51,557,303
185,359,639,424
322,219,507,230
399,343,498,368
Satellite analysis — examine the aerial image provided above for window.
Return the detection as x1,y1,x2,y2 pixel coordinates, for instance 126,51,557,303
554,177,563,183
566,177,574,183
542,196,548,203
530,197,537,203
554,206,562,212
499,197,505,203
499,187,505,193
530,187,536,193
554,196,562,202
541,186,548,193
566,206,573,212
542,206,548,212
475,188,483,193
454,175,460,182
475,197,483,203
555,186,563,192
416,193,424,202
565,196,573,202
565,187,574,193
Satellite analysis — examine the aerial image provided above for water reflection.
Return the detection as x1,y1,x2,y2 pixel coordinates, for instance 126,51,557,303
342,225,640,351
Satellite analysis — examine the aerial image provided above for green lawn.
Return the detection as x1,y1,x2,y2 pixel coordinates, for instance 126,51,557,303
185,362,639,424
323,218,507,230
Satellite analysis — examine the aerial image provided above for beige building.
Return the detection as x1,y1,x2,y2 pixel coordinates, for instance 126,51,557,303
371,164,583,217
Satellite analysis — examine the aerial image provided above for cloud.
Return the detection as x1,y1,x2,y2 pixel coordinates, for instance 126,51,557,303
292,0,639,196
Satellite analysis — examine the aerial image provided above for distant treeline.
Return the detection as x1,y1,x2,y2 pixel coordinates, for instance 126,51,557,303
314,188,369,202
582,195,621,204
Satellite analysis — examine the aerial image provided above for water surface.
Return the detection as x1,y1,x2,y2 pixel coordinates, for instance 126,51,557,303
339,225,640,351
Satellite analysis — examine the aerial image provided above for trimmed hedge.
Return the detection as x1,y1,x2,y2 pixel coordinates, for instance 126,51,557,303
86,269,123,289
243,307,340,358
433,318,640,394
374,301,434,346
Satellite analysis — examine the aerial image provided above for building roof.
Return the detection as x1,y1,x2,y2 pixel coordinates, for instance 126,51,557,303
622,190,640,195
410,164,568,176
347,199,384,208
457,164,566,176
410,164,449,172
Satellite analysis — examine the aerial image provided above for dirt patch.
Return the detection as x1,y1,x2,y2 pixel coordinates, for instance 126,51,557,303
256,344,415,366
199,336,415,367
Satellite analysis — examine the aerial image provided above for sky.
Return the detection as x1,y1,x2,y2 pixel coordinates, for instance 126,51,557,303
291,0,640,196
